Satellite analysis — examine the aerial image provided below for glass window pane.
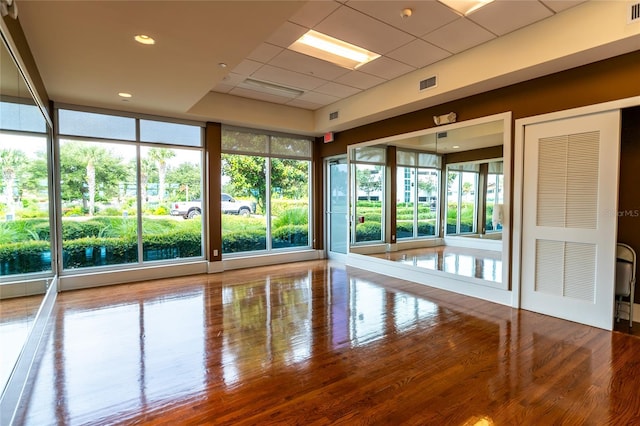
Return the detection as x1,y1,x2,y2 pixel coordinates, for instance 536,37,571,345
418,152,441,168
0,133,51,274
447,171,459,234
271,158,309,249
352,146,385,163
141,147,203,261
60,139,138,269
221,154,266,253
1,101,47,133
486,164,504,233
396,150,416,166
460,172,477,234
140,120,202,147
396,166,414,239
58,109,136,141
417,169,438,237
222,129,268,154
354,164,383,243
270,136,311,158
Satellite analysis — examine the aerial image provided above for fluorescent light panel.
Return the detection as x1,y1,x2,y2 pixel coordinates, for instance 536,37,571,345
289,30,380,70
240,78,304,98
438,0,494,15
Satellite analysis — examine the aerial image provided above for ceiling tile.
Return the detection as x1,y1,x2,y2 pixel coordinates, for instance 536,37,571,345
216,72,247,87
334,70,386,90
267,49,351,81
314,5,415,54
247,43,284,63
540,0,586,13
314,81,362,98
468,0,554,36
230,59,263,76
285,98,325,110
356,56,415,80
296,91,341,106
346,0,460,37
386,39,452,68
252,64,327,91
423,18,496,54
288,0,341,28
265,21,308,48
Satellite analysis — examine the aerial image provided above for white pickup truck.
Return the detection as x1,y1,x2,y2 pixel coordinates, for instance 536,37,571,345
170,193,254,219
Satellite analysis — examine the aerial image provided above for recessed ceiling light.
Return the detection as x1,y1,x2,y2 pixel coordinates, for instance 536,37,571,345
134,34,155,45
219,63,228,68
118,92,132,98
288,30,380,70
438,0,494,15
452,145,460,149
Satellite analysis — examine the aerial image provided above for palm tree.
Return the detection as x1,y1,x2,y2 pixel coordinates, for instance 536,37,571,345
148,148,175,203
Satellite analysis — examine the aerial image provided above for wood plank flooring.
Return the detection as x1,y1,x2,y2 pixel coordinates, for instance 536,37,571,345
13,260,640,425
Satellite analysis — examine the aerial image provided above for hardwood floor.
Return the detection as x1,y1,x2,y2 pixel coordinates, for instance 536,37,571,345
14,260,640,425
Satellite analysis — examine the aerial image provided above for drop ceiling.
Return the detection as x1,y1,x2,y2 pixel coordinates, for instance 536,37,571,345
12,0,638,135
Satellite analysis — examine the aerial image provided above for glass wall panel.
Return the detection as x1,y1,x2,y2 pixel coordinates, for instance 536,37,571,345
417,169,438,237
354,164,383,243
221,127,312,255
57,109,136,140
59,139,138,268
140,120,202,147
141,147,203,261
485,160,504,232
396,166,414,239
271,158,309,249
447,170,478,235
221,153,267,253
0,131,51,274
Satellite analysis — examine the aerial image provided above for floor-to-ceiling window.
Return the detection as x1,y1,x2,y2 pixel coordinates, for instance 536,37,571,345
57,108,204,270
396,150,440,239
221,127,312,255
485,160,504,233
446,164,479,235
0,100,52,276
351,146,385,243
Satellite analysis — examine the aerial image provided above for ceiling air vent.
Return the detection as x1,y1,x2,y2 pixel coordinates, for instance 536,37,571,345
419,76,437,91
629,2,640,23
329,111,339,120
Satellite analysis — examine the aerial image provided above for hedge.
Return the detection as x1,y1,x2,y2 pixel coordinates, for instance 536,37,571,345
223,231,267,253
272,224,308,248
0,240,51,274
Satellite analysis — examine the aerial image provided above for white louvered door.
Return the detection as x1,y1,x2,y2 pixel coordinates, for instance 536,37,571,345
521,110,620,330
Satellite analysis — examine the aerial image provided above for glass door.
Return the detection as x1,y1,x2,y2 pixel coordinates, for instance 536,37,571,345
326,156,348,257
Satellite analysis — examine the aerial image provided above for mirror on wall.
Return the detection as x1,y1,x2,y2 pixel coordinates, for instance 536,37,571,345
0,34,53,398
347,113,510,289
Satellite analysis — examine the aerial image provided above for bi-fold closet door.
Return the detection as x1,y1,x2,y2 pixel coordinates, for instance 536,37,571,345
519,110,621,330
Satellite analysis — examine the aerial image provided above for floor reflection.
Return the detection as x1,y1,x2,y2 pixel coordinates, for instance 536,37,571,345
369,246,502,283
15,260,640,425
0,294,43,394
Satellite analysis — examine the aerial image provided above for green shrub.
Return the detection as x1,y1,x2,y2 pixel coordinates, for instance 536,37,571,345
0,240,51,274
153,206,169,216
272,224,308,248
355,222,381,242
222,231,266,253
63,206,85,216
273,208,308,228
63,237,138,268
144,229,202,260
271,199,308,217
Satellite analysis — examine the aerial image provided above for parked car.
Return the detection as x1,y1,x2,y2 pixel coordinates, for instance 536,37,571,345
170,200,202,219
221,193,254,216
170,194,254,219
